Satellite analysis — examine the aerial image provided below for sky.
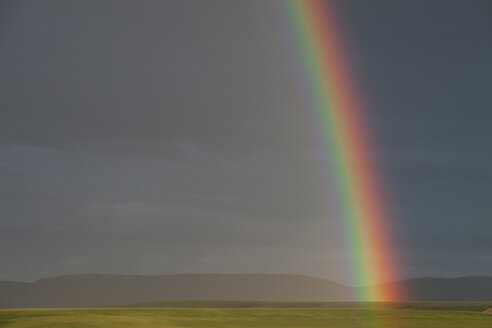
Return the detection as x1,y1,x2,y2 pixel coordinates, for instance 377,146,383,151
0,0,491,285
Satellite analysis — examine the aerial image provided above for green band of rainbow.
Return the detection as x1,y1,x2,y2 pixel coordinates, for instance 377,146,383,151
282,0,403,301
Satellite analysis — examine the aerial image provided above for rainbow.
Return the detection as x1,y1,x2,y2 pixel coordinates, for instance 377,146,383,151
281,0,403,301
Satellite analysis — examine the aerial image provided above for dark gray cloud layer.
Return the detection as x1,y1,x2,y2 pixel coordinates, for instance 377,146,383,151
338,0,492,278
1,0,491,284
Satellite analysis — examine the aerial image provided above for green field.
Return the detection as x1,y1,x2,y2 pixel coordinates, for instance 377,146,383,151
1,303,492,328
109,300,492,312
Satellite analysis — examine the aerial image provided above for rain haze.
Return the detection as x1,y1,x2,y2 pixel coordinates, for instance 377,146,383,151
1,0,491,285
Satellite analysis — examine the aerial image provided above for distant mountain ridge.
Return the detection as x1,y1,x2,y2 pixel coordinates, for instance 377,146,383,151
0,274,353,308
0,274,491,308
374,276,492,301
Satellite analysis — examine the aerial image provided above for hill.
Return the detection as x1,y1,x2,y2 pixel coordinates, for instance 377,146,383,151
1,274,491,308
372,276,492,301
0,274,353,308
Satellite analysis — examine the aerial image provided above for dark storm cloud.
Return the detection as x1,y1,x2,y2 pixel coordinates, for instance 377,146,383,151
337,0,492,278
0,0,306,151
0,0,491,283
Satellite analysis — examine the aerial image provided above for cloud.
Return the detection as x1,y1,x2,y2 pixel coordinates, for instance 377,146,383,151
0,0,491,283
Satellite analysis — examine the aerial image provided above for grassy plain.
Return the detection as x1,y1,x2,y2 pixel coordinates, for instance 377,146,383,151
110,300,492,311
1,303,492,328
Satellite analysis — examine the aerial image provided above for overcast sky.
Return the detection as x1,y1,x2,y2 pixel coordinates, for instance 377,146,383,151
1,0,491,285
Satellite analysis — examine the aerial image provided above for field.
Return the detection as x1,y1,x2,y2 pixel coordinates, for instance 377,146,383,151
1,302,492,328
